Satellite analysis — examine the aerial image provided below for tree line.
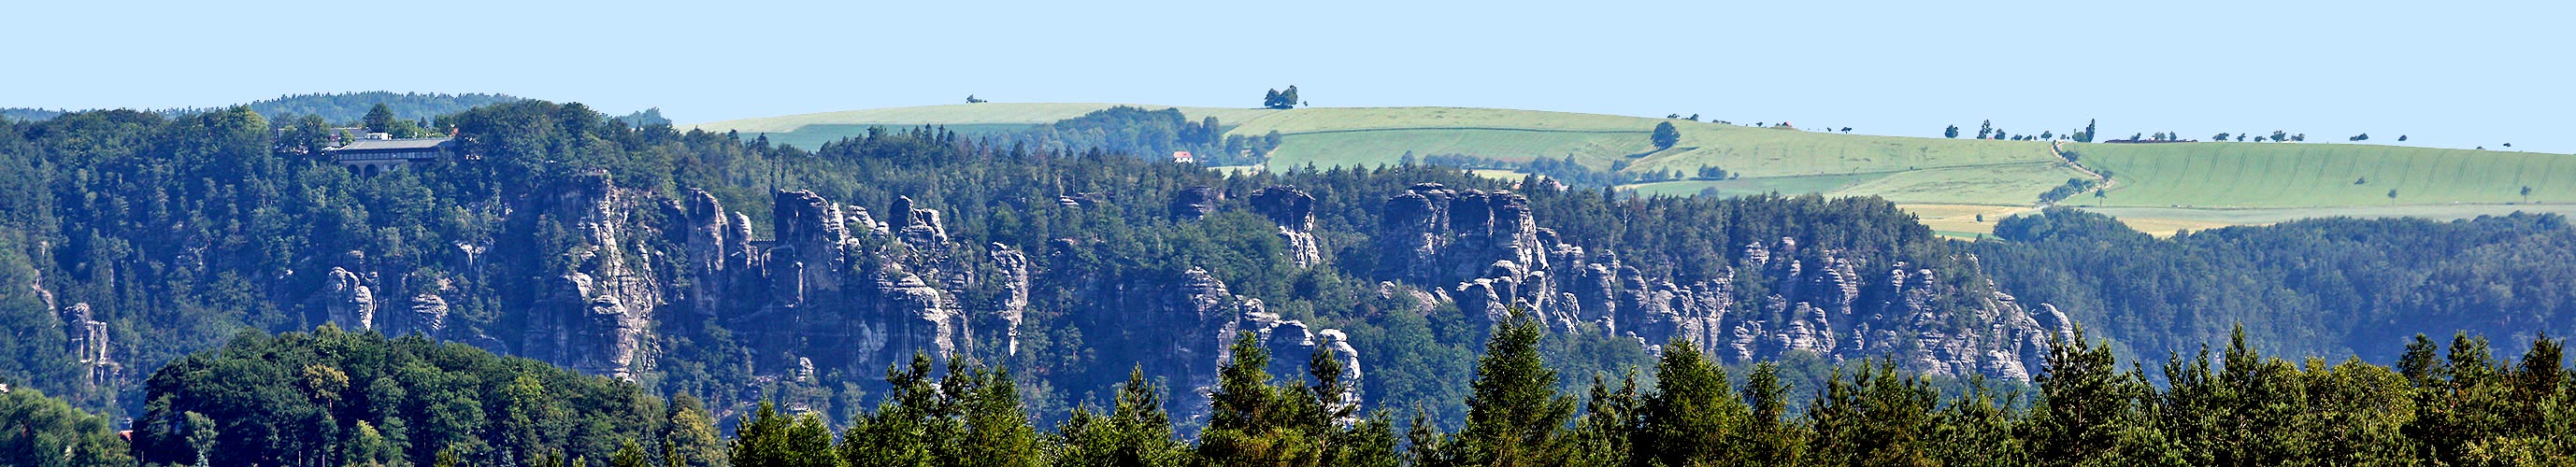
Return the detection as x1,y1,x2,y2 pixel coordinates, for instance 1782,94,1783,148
51,309,2576,467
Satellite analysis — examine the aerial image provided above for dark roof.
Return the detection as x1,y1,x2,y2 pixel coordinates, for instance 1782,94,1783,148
329,137,453,151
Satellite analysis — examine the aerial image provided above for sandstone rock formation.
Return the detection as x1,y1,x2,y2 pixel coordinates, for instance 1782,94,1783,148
674,189,1025,389
1367,184,2069,378
1168,186,1222,220
1250,187,1323,267
321,267,377,331
1157,267,1364,426
60,303,115,389
520,171,663,378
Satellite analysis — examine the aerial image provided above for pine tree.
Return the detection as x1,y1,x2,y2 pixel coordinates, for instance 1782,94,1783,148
1196,333,1317,465
1930,375,2022,466
1566,372,1641,467
1640,338,1747,465
1452,309,1577,465
844,354,943,467
1807,360,1938,466
783,412,839,467
1053,366,1187,467
730,402,793,467
956,362,1040,467
2030,326,2147,466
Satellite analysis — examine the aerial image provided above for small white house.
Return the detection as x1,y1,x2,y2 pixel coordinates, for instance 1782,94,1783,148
1172,151,1195,163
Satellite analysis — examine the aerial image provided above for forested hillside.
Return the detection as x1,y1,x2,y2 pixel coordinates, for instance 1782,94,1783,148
236,92,523,123
0,101,2051,433
4,92,520,124
1974,208,2576,371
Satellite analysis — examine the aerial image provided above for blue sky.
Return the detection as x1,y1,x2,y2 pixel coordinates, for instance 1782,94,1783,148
5,0,2569,152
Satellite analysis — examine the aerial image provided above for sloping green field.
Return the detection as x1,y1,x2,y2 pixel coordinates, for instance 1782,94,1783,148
2059,142,2576,208
686,103,2576,234
1268,128,1652,167
1626,163,2088,205
1624,123,2061,177
1224,106,1654,134
1627,173,1891,198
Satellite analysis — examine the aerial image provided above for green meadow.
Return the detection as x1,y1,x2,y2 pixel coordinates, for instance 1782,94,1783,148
685,103,2576,234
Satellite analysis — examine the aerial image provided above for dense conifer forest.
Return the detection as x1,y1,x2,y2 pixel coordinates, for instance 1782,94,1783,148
53,316,2576,466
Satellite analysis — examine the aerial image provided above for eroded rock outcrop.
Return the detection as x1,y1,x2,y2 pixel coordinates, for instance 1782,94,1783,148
1368,186,2068,379
321,267,377,331
1250,187,1323,267
676,189,1023,386
521,172,663,378
1158,268,1364,426
1169,186,1222,220
62,303,116,389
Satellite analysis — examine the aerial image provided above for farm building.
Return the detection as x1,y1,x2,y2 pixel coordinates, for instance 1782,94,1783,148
325,134,457,177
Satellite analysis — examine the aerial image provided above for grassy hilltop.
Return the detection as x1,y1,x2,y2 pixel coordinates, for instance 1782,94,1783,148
687,103,2576,236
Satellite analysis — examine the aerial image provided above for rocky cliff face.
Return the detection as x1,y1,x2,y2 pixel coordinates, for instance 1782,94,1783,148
1363,183,2068,379
519,172,665,378
321,267,377,331
44,267,117,389
1250,187,1323,267
288,173,1039,390
257,171,2050,421
693,191,1011,382
1138,267,1362,426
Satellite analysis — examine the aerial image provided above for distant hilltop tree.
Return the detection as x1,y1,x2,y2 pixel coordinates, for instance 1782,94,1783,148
1261,86,1301,109
2078,119,2097,143
966,94,987,104
1651,121,1681,149
2350,134,2369,142
1978,120,1993,139
1945,125,1959,138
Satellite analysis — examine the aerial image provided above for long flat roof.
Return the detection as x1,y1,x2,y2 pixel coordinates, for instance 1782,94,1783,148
330,137,453,151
